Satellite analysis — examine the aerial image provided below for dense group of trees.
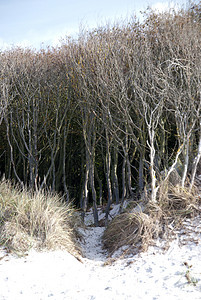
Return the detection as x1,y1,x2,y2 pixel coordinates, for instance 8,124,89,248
0,3,200,224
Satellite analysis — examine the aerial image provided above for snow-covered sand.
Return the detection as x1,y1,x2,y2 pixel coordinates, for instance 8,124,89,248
0,206,201,300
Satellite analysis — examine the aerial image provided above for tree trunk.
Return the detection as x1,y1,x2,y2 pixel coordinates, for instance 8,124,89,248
89,161,99,226
190,129,201,191
181,139,189,187
105,130,112,221
81,160,89,221
139,153,144,190
95,166,103,206
126,154,133,198
62,128,70,203
112,145,119,204
121,155,127,202
148,128,158,203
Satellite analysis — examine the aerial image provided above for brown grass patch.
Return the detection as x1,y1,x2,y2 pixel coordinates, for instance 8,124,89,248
103,182,201,257
157,183,201,219
102,211,157,255
0,179,81,257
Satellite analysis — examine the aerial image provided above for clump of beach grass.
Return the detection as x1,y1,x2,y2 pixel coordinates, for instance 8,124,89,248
102,210,157,256
103,181,201,257
0,179,81,257
157,182,200,219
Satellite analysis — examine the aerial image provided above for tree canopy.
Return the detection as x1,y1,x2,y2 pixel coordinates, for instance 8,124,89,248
0,3,200,223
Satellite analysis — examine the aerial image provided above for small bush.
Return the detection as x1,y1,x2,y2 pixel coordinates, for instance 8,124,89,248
0,179,81,257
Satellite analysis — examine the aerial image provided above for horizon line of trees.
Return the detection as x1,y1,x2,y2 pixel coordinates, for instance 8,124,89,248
0,3,201,225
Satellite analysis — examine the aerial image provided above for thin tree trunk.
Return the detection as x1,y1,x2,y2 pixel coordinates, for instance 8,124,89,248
81,160,89,221
121,155,127,202
126,154,133,198
89,160,99,226
181,139,189,187
139,153,144,190
62,128,69,203
190,130,201,191
124,129,133,198
105,130,112,221
112,145,119,204
119,155,127,213
95,165,102,206
164,143,184,182
148,128,158,203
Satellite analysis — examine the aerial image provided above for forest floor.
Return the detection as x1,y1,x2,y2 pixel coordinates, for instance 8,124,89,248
0,178,201,300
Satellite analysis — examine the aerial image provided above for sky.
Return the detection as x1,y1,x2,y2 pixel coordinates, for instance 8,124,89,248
0,0,195,50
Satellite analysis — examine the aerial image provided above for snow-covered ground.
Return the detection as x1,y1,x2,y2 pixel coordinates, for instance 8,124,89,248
0,205,201,300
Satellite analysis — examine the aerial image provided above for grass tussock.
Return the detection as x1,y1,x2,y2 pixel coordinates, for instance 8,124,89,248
102,211,156,255
0,179,81,257
103,182,201,256
157,183,200,218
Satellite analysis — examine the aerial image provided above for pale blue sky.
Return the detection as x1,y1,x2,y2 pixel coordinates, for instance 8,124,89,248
0,0,193,50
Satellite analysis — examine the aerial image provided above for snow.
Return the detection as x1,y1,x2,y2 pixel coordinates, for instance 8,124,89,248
1,207,201,300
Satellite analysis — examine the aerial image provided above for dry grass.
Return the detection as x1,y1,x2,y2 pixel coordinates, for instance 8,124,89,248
0,179,81,257
158,183,200,217
103,182,201,257
102,211,156,255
